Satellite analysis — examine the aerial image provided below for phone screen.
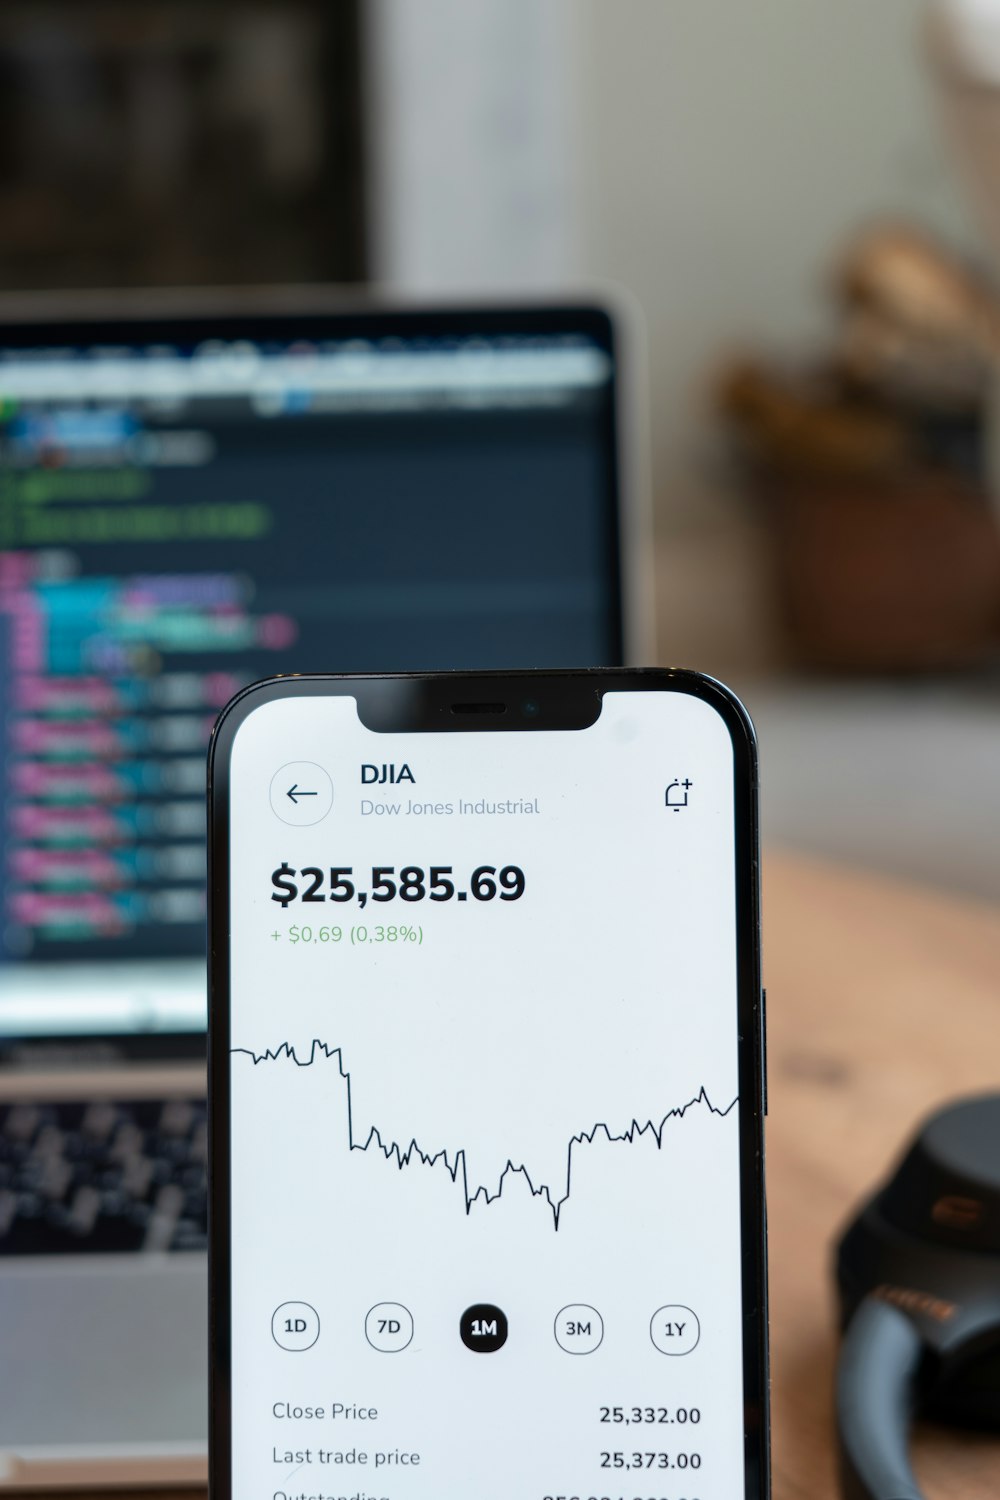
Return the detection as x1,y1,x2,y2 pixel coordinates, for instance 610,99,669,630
213,677,765,1500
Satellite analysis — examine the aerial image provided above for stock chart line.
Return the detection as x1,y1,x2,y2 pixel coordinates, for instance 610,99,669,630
231,1040,737,1231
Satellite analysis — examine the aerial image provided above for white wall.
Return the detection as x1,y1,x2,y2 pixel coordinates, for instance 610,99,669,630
572,0,974,516
364,0,579,290
365,1,977,516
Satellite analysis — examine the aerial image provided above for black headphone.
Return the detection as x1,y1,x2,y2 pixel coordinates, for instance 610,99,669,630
835,1093,1000,1499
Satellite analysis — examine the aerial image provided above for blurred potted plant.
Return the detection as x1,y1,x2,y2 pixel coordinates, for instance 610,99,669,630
717,225,1000,671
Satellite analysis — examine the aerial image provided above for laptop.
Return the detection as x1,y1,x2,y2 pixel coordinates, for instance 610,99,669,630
0,291,650,1487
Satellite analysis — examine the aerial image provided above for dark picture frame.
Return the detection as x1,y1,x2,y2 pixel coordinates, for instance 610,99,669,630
0,1,366,291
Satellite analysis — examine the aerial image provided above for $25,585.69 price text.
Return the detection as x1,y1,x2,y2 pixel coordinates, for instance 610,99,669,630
270,863,526,908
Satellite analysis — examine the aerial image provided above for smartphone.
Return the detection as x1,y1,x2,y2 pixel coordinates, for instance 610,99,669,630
208,669,768,1500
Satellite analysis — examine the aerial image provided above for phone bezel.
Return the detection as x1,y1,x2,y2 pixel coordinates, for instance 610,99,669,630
207,668,768,1499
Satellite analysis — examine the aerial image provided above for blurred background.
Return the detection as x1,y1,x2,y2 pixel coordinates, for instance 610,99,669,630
1,0,998,899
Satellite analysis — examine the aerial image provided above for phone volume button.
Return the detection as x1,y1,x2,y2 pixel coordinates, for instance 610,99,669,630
760,986,768,1116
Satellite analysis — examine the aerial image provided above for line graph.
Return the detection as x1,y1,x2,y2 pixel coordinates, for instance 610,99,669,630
232,1040,737,1231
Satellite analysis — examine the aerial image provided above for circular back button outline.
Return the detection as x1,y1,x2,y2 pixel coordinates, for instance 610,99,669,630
269,761,334,827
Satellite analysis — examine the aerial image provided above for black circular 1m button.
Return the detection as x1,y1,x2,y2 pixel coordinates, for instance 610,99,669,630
460,1303,508,1353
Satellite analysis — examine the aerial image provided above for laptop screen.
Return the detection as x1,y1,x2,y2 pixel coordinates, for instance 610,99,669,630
0,305,626,1042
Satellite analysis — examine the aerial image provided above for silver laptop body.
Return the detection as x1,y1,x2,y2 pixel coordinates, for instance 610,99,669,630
0,288,649,1487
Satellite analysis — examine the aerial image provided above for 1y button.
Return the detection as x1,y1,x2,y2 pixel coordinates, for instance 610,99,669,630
650,1304,700,1355
269,762,334,826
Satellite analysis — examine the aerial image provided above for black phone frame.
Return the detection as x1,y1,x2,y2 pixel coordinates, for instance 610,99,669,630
207,667,769,1499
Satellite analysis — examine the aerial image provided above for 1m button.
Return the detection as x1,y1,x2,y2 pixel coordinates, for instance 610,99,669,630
460,1303,508,1353
269,762,334,827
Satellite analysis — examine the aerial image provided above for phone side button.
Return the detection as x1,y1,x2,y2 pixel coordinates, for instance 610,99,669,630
760,987,768,1116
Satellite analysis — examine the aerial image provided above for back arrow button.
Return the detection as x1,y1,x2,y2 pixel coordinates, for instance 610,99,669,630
269,762,333,826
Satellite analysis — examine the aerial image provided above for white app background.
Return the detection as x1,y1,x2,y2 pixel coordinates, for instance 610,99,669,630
227,690,747,1500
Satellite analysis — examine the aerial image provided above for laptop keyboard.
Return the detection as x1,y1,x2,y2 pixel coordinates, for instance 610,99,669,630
0,1098,207,1255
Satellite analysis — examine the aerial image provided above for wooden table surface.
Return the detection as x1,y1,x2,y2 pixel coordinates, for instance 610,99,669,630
764,851,1000,1499
28,851,1000,1500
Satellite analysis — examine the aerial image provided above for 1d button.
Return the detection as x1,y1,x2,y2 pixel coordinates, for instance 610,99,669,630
272,1301,320,1351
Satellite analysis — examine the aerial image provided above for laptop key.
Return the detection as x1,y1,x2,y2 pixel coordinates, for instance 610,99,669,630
0,1097,207,1255
0,1190,15,1235
81,1101,119,1140
4,1105,40,1142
